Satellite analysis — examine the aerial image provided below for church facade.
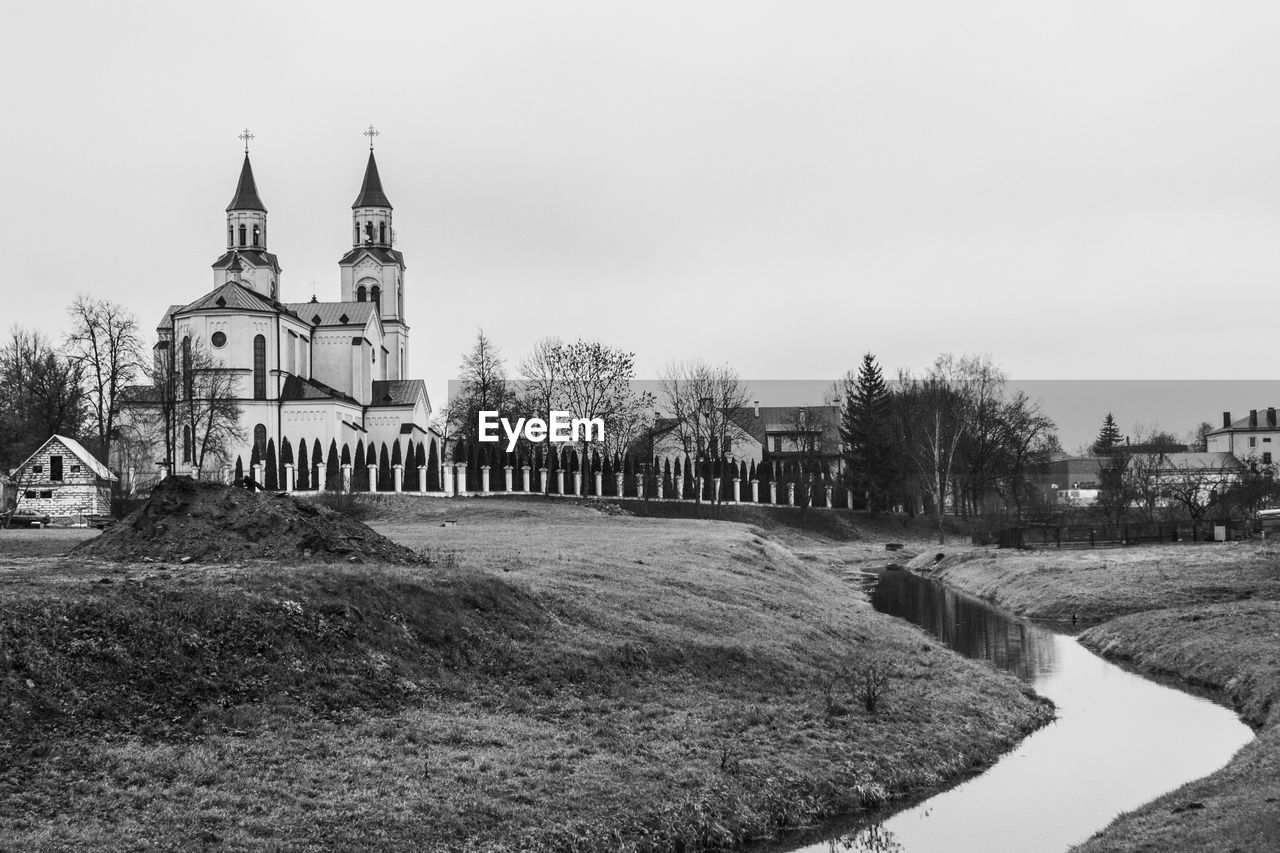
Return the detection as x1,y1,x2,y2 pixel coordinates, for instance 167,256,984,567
118,144,437,489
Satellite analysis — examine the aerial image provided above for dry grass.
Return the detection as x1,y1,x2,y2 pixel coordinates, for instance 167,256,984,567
926,542,1280,622
0,500,1051,852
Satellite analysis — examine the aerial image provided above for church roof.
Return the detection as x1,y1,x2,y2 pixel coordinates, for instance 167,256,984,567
226,154,266,212
283,301,378,328
338,246,405,267
281,375,359,405
370,379,428,408
174,281,300,319
352,151,392,209
211,249,282,274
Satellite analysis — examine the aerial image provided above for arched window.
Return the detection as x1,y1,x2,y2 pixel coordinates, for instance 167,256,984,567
355,223,360,244
371,286,380,309
238,224,247,246
356,286,366,302
379,222,386,244
365,221,373,242
252,224,260,247
182,425,192,464
254,424,267,454
181,336,192,400
228,225,233,247
253,334,266,400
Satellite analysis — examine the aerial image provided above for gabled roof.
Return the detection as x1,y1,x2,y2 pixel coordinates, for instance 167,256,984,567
211,249,282,274
280,375,359,405
173,281,299,319
653,405,842,454
227,154,266,212
156,303,185,331
12,435,117,481
338,246,405,267
370,379,428,409
282,301,378,328
1151,452,1244,472
352,151,392,209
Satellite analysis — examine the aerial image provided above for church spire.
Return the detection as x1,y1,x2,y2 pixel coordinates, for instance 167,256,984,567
227,153,267,212
352,150,392,210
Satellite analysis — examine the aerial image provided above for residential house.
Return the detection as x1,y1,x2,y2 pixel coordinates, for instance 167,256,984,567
10,435,117,522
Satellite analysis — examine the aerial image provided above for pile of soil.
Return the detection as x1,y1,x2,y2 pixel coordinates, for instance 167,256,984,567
76,478,422,564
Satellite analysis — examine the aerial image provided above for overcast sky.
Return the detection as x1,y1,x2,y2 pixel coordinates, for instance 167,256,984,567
3,2,1278,448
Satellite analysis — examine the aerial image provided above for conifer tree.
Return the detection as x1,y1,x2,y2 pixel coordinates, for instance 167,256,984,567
234,455,244,484
1093,413,1123,455
353,439,367,490
327,441,341,490
840,353,899,513
265,439,278,490
379,443,393,491
297,438,310,490
426,439,440,491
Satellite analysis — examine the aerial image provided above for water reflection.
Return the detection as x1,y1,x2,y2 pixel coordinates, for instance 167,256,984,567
779,570,1254,853
871,571,1060,682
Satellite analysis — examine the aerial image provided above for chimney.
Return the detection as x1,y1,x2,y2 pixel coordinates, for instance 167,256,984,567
753,401,760,417
1223,411,1232,429
1269,408,1276,428
1250,410,1258,428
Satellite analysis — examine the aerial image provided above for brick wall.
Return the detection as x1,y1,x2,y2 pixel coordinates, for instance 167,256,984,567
13,438,112,521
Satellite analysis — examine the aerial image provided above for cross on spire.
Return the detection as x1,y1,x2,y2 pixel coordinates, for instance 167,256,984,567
238,128,254,153
363,125,380,150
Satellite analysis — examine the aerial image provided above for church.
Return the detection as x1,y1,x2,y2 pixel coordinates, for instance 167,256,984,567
119,136,437,490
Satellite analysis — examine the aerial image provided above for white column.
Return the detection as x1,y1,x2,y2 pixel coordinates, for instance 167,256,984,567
222,465,231,485
480,465,491,494
540,467,549,494
787,482,796,506
769,482,777,504
825,485,833,507
341,464,352,493
522,466,532,492
594,471,603,497
574,471,583,496
712,477,721,503
505,465,514,493
393,464,403,493
674,475,683,501
314,463,324,492
555,469,565,495
615,472,624,498
751,479,759,503
252,463,263,487
284,463,295,492
637,471,646,500
418,465,428,495
443,464,455,495
456,463,468,496
732,478,741,503
367,464,378,493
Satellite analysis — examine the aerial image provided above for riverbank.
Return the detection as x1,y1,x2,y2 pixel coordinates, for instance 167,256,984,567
920,541,1280,852
0,501,1051,852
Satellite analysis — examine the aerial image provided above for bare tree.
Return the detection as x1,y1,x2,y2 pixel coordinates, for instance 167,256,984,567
659,360,751,504
1163,457,1235,534
446,329,518,443
65,295,143,460
552,340,654,475
516,336,564,457
0,327,86,472
897,355,980,543
130,336,242,477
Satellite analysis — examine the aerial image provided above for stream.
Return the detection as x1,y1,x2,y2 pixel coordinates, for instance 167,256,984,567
778,569,1254,853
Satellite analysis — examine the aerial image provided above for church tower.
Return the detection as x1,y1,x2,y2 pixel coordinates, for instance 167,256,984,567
339,136,409,379
212,139,282,299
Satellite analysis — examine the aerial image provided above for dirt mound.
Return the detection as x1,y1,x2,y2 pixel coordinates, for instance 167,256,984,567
76,478,422,564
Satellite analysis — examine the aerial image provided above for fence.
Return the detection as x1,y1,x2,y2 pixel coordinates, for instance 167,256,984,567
995,520,1253,549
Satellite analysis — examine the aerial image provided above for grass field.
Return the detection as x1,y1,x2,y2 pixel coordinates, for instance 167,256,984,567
0,500,1050,852
920,539,1280,852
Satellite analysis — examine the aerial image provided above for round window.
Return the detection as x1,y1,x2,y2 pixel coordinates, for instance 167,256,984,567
211,331,227,348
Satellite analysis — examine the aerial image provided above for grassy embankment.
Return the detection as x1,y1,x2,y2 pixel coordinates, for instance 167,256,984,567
922,543,1280,852
0,501,1050,852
